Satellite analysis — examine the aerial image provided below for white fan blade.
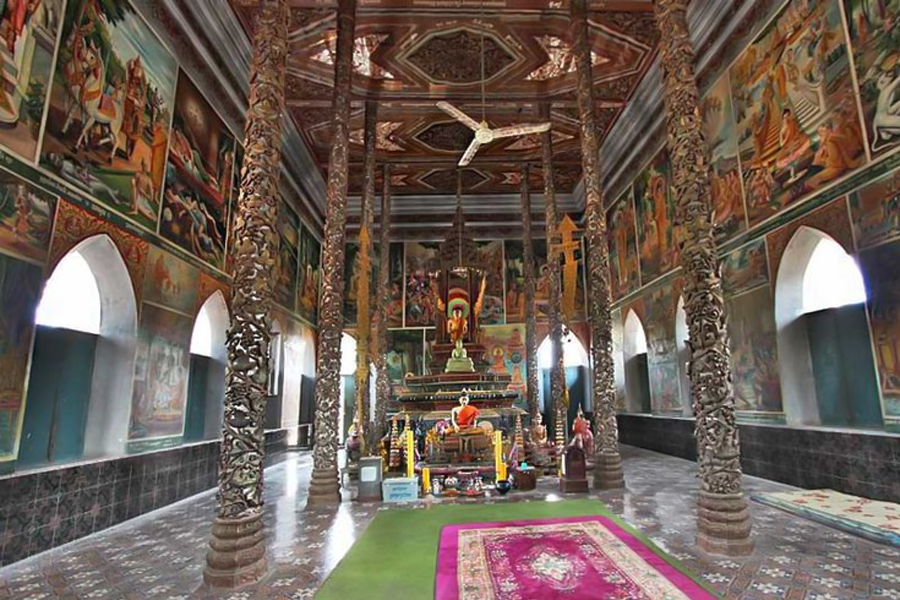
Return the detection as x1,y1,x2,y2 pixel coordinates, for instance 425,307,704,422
492,122,552,139
459,138,482,166
436,101,481,131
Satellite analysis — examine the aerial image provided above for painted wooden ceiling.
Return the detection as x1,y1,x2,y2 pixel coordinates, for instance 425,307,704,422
229,0,659,198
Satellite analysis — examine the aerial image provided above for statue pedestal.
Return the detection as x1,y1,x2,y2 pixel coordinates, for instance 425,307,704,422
445,356,475,372
560,446,589,493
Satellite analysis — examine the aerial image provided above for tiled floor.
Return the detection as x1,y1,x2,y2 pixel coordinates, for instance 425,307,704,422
0,445,897,599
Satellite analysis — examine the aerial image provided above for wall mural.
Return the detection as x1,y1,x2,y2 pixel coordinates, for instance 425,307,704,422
296,223,320,324
504,239,526,323
160,72,235,269
850,167,900,250
843,0,900,159
0,169,56,263
702,72,747,240
386,329,424,384
343,242,359,326
643,281,683,414
129,303,192,440
143,244,197,316
273,198,298,311
386,241,404,327
634,147,679,283
727,285,783,414
607,186,640,299
477,240,504,325
481,324,527,395
0,254,42,457
860,239,900,422
41,0,177,232
404,241,438,327
731,0,865,227
722,238,769,296
0,1,64,163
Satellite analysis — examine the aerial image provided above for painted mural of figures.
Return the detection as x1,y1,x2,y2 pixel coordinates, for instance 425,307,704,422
844,0,900,157
634,149,676,282
850,168,900,250
0,175,54,263
41,0,177,231
733,0,865,226
607,189,639,299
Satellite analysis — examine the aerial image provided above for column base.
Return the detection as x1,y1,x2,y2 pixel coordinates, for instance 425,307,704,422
592,450,625,490
307,466,341,506
204,511,267,588
696,490,754,556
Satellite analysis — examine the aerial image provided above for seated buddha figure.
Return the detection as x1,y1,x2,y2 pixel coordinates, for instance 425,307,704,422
451,391,482,434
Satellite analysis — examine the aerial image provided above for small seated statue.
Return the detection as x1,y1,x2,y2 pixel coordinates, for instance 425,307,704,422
451,390,482,434
527,413,553,467
346,419,362,463
530,413,549,446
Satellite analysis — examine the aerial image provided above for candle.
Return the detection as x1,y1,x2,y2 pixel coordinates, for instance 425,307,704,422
423,467,431,494
406,429,415,479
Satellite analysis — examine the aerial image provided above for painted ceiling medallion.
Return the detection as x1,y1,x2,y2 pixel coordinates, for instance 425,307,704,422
527,35,608,81
311,33,395,79
405,28,516,84
416,121,476,152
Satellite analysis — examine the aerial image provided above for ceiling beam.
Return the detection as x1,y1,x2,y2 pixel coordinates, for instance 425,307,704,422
286,97,626,108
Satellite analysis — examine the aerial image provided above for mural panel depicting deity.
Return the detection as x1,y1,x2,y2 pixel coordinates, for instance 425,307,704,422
843,0,900,159
859,240,900,421
849,167,900,250
0,254,41,457
404,241,438,327
607,186,640,299
41,0,177,231
477,240,504,325
727,286,783,414
702,73,747,240
643,282,682,414
160,72,235,269
730,0,865,226
142,245,197,316
481,324,527,395
343,242,359,326
722,238,769,296
129,303,191,440
0,1,63,162
0,170,56,263
386,329,424,383
634,148,679,283
504,240,525,323
273,199,298,311
296,224,320,324
386,242,404,328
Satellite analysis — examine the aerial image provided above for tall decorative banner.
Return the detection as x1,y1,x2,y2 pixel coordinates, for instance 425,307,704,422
634,148,678,283
0,169,57,263
0,1,65,162
842,0,900,159
477,240,504,325
41,0,178,232
129,303,192,440
0,254,42,457
160,71,236,269
297,223,321,324
607,186,640,299
730,0,865,227
343,242,359,325
701,73,747,241
273,198,298,311
404,241,438,327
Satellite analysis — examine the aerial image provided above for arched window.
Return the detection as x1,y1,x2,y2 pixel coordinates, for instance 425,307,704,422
338,332,358,443
537,329,590,369
185,292,229,441
775,227,880,428
675,297,692,415
20,235,137,467
537,328,591,417
35,250,101,334
623,310,651,413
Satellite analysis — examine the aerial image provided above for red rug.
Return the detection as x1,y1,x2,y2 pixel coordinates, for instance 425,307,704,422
435,516,716,600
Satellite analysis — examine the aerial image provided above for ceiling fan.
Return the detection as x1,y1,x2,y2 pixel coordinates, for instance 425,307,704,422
435,2,551,167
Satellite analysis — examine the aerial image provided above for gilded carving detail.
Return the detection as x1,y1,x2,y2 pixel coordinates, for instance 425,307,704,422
407,29,515,84
356,102,377,450
373,164,392,441
520,165,540,423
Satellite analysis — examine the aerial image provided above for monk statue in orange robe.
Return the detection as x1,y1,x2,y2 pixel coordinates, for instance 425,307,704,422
451,390,482,433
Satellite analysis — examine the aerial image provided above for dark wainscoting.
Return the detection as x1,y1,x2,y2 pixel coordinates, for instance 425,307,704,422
617,414,900,504
0,429,292,566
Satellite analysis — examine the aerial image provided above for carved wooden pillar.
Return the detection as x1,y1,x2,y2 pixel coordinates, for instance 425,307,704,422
655,0,753,556
355,101,377,451
372,163,392,442
539,104,567,432
570,0,624,490
520,164,541,429
309,0,356,505
203,0,288,588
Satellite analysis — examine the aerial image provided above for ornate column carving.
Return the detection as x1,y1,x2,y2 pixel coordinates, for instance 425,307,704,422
570,0,624,490
655,0,753,556
309,0,357,505
203,0,288,588
520,164,541,430
355,101,377,451
539,104,567,436
372,163,392,442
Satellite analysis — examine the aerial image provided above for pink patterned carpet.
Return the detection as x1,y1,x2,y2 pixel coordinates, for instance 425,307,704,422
435,516,717,600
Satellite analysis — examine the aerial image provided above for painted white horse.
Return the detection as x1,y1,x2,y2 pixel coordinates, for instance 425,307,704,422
74,41,125,162
871,69,900,153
